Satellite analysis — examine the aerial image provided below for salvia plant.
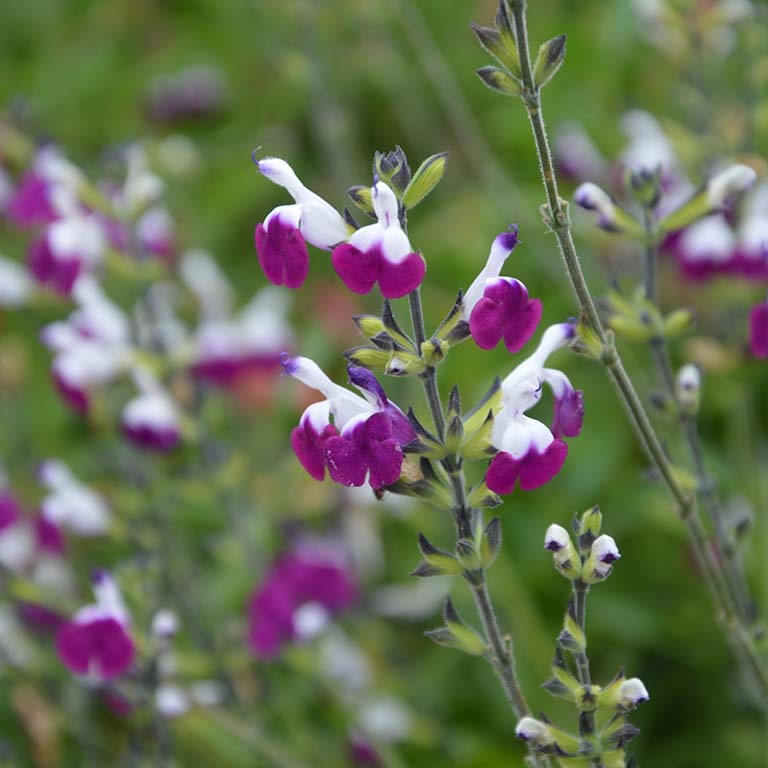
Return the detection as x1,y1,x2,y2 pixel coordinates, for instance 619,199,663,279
0,0,765,765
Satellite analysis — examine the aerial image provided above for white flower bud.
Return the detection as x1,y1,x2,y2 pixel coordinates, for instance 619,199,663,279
592,534,621,564
618,677,650,708
292,601,330,641
544,524,570,552
706,164,757,208
574,182,618,231
155,684,189,718
515,716,554,746
151,609,180,638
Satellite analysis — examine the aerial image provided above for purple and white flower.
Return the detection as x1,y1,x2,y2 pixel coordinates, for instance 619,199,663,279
617,677,650,708
248,539,358,659
331,181,425,299
254,157,348,288
6,146,82,230
27,188,106,296
39,460,111,537
574,182,621,232
284,356,416,490
121,370,182,452
463,228,542,353
56,570,135,680
485,322,584,494
41,277,132,413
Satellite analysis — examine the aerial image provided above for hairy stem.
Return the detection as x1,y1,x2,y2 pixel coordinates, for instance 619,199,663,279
643,229,753,625
505,0,767,703
405,285,549,766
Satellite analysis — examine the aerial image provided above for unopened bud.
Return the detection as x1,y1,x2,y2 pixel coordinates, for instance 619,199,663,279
676,364,701,416
584,534,620,583
706,164,757,209
617,678,650,709
515,717,554,747
545,524,581,580
544,524,570,552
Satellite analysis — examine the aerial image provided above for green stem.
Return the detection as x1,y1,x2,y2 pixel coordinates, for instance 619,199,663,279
405,285,550,767
505,0,767,704
642,226,753,625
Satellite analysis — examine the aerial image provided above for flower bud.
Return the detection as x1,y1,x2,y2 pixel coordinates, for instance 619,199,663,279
151,609,180,638
515,717,554,747
583,534,620,583
706,164,757,209
533,35,566,88
574,183,641,235
402,152,449,209
617,678,650,709
545,524,581,580
675,364,701,416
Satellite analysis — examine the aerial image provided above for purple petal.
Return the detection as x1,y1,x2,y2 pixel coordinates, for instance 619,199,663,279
469,279,542,353
750,302,768,359
7,172,56,229
56,617,135,680
331,243,379,295
122,423,181,453
291,420,339,481
0,493,21,532
348,365,388,407
27,236,82,295
254,216,310,289
52,371,90,414
378,251,425,299
35,515,66,555
323,430,369,487
552,388,584,438
362,413,404,489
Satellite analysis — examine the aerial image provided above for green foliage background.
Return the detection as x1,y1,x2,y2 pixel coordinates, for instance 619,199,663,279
0,0,766,765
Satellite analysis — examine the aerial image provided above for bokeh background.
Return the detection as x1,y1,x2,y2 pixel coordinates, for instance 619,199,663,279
0,0,766,765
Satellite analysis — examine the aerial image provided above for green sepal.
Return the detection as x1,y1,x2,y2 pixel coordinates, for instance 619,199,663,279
575,504,602,553
343,346,389,373
658,189,710,234
424,597,487,656
412,533,464,577
663,307,694,337
402,151,449,209
470,21,521,77
533,34,567,88
461,411,495,460
558,610,587,654
462,377,502,437
476,65,523,97
386,351,427,377
373,146,411,195
405,408,446,459
353,314,387,340
455,538,482,571
467,481,502,509
381,300,417,351
479,517,502,568
347,185,375,217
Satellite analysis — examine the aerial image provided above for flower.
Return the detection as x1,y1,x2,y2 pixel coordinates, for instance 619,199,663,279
0,491,35,572
463,227,542,352
617,677,650,708
248,540,357,659
56,570,135,680
121,371,182,452
254,157,348,288
750,297,768,359
485,323,583,494
39,460,111,537
183,253,293,387
41,277,131,413
284,356,416,489
331,181,425,299
6,147,82,230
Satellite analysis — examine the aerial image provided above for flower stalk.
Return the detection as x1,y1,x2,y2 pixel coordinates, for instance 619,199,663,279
502,0,768,703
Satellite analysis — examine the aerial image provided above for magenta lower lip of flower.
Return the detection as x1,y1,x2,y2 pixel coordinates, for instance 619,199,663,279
331,242,426,299
248,546,357,659
27,236,83,296
486,440,568,494
468,277,542,353
323,412,404,489
0,492,21,532
255,209,311,289
56,616,135,680
6,170,57,229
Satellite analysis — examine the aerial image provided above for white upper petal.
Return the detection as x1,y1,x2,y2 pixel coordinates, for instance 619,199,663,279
679,216,736,263
380,226,413,264
0,257,33,308
463,235,517,314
